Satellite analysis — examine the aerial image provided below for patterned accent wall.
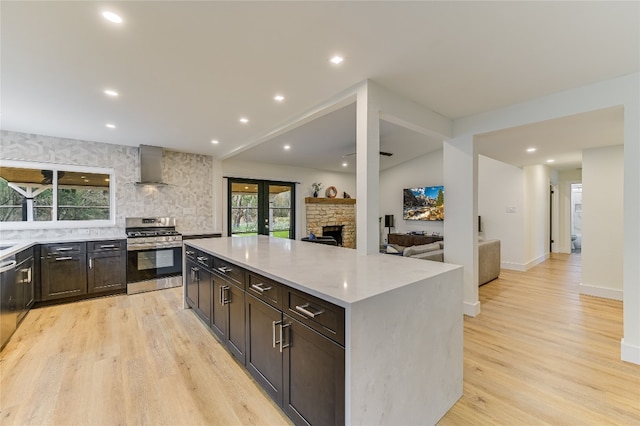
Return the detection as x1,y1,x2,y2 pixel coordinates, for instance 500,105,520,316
0,130,216,240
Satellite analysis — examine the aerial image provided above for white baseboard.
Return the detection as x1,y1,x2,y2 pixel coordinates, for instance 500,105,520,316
621,339,640,365
501,261,526,271
463,300,480,317
500,253,550,272
525,253,549,270
579,283,623,301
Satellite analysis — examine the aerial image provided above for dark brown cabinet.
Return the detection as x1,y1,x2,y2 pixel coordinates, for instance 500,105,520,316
88,240,126,293
283,315,345,426
185,253,213,326
211,270,245,363
184,243,346,425
39,240,126,302
245,293,284,405
40,242,87,301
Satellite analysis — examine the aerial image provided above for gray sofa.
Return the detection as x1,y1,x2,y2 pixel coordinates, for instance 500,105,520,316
399,239,501,286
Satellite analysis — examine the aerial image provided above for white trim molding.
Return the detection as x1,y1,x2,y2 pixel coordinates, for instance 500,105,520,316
578,283,623,301
525,253,550,271
501,261,526,272
621,339,640,365
463,300,480,317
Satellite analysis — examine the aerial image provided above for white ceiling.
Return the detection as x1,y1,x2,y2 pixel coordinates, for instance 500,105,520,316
1,1,638,172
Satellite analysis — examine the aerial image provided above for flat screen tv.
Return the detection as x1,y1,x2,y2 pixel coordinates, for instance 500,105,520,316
403,186,444,221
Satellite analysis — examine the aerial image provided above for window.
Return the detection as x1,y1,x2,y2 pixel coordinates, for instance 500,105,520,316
0,160,115,229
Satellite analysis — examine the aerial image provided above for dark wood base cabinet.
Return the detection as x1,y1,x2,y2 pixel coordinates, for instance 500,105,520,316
39,240,126,303
283,315,345,426
184,243,345,426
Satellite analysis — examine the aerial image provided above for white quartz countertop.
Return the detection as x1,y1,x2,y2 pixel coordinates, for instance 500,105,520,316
0,235,125,259
185,236,461,307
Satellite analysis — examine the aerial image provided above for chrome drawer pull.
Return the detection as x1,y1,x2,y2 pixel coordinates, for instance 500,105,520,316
100,244,116,248
217,266,232,274
251,283,272,293
196,256,208,262
186,250,195,256
295,303,324,318
55,256,73,261
220,285,230,306
56,247,74,252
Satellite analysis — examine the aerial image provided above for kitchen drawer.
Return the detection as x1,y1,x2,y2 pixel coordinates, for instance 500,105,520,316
42,242,86,256
214,257,245,288
286,288,345,346
184,246,198,261
194,250,213,270
247,272,281,309
88,239,125,252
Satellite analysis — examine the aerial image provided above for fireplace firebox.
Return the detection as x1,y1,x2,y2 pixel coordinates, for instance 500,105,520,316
322,225,344,246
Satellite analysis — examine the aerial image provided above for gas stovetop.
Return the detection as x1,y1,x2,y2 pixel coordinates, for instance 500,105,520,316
126,229,181,238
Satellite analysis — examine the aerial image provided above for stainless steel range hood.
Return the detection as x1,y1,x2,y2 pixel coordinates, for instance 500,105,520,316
136,145,167,186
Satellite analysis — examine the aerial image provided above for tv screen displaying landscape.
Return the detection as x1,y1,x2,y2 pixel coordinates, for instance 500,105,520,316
403,186,444,221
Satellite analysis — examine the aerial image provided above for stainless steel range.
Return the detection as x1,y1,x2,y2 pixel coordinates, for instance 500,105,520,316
126,217,183,294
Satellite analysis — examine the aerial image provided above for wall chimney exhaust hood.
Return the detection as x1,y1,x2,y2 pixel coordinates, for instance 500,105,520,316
135,144,168,186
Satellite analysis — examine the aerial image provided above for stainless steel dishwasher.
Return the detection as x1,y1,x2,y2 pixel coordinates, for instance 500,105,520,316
0,255,17,350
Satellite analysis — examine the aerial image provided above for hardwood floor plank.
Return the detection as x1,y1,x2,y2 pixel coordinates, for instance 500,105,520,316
1,253,637,425
439,253,640,425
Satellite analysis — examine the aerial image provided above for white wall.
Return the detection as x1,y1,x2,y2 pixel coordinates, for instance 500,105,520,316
221,159,356,239
581,145,624,300
523,165,552,268
379,149,444,241
478,155,526,269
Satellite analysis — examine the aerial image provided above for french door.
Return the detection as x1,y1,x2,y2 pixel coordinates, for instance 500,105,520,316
227,179,295,239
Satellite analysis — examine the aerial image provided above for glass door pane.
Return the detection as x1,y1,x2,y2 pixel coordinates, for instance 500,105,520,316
228,179,295,239
268,184,292,239
230,182,259,236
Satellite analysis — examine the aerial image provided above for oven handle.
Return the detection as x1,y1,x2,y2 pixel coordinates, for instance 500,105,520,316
127,243,183,251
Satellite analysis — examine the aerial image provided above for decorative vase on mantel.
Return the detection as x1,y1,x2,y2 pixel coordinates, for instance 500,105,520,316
313,191,318,198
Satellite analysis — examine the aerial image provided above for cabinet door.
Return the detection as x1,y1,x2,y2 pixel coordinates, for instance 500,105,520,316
283,315,345,426
197,268,213,325
40,254,87,300
226,283,245,363
185,261,199,309
87,252,126,293
211,273,228,339
245,294,283,405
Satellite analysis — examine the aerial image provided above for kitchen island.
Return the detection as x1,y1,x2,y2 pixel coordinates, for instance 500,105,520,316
184,236,463,425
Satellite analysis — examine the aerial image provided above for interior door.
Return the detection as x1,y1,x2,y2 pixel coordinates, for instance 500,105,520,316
228,179,295,239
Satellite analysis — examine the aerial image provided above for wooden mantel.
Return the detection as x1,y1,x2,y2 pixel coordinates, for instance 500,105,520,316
305,197,356,205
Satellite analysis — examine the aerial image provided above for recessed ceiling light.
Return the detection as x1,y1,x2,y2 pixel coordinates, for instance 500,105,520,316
239,117,249,124
211,139,219,144
546,159,555,163
330,55,344,65
526,147,536,153
102,11,123,24
274,95,285,102
283,145,290,150
105,123,116,129
342,162,348,167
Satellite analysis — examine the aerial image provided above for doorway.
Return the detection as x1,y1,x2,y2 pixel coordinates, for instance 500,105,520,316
570,183,582,253
227,179,295,239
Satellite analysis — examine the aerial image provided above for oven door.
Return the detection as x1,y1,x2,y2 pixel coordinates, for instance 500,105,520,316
127,246,182,284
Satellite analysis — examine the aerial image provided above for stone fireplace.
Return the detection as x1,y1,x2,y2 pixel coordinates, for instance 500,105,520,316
305,197,356,248
322,225,343,246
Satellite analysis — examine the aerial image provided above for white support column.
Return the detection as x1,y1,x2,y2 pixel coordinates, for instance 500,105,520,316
622,75,640,364
356,81,380,255
444,135,479,316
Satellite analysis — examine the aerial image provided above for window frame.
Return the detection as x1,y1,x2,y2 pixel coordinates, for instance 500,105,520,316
0,159,116,229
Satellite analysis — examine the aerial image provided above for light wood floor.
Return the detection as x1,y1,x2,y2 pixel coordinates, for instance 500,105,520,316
439,253,640,425
1,254,639,425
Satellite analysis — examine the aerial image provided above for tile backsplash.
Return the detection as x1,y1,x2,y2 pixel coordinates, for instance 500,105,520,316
0,131,216,240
